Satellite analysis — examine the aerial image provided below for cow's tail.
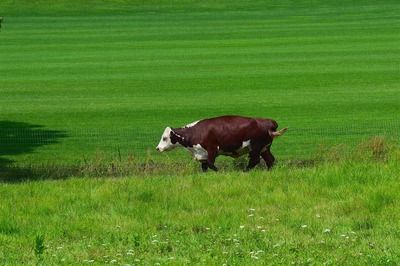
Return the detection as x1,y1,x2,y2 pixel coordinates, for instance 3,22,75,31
269,127,288,139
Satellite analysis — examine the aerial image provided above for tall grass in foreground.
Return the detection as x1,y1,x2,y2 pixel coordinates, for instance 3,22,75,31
0,142,399,264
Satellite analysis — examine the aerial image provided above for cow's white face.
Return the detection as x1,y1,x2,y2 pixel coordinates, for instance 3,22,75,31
156,127,179,152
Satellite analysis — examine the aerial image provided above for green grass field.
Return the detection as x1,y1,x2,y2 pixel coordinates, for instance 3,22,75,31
1,0,400,264
1,158,400,264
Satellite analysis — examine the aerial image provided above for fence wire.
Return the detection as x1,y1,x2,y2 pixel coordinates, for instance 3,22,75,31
0,120,399,164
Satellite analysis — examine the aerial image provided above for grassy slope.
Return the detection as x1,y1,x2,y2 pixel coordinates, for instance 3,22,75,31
0,159,399,264
0,1,399,164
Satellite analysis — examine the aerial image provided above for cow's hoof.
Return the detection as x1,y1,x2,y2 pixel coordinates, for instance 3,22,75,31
209,165,218,172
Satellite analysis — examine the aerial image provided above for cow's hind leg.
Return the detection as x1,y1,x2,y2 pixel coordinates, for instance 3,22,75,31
200,160,208,172
261,146,275,170
245,150,261,171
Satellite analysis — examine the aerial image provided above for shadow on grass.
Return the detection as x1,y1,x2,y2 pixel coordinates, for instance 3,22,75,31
0,121,67,183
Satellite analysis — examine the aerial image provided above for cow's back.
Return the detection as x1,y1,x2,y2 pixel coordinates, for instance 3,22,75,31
187,115,274,151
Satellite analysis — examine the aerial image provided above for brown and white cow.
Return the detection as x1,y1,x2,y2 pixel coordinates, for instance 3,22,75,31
156,115,287,171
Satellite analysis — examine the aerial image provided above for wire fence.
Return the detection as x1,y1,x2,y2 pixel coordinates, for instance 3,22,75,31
0,119,399,165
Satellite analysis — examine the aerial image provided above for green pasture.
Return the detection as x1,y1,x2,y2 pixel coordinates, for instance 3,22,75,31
1,0,399,166
0,158,400,264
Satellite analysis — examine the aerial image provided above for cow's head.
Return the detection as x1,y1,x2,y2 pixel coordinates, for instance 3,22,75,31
156,127,180,152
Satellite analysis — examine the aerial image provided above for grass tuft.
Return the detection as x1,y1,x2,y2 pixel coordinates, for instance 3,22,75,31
356,136,391,161
34,234,45,260
0,218,19,235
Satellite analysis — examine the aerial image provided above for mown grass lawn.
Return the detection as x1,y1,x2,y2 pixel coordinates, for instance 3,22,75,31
1,156,399,264
1,0,399,165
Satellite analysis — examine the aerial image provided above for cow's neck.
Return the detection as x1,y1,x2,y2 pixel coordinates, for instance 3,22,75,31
172,128,192,147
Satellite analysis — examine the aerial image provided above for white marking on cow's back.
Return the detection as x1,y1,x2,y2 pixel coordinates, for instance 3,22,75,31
184,120,200,128
188,144,208,161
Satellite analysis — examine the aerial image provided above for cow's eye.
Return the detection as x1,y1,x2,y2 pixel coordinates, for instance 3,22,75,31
162,137,167,141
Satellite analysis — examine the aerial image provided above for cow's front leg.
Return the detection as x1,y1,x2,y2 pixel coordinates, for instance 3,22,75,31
206,147,218,171
200,160,208,172
261,146,275,169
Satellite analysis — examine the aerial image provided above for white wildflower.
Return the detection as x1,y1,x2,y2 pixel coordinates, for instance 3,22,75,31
301,224,307,228
323,228,331,233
